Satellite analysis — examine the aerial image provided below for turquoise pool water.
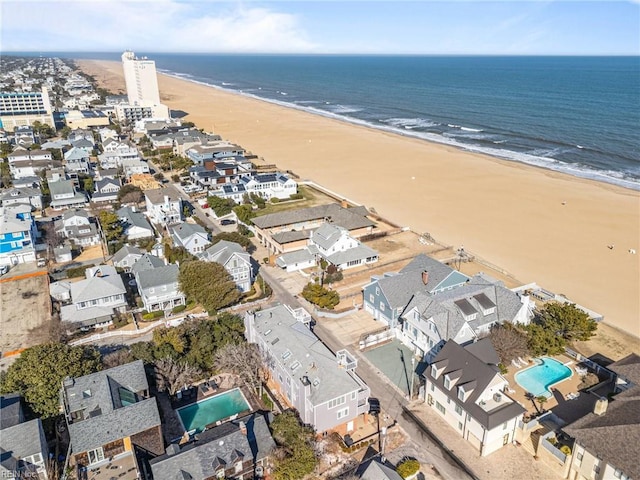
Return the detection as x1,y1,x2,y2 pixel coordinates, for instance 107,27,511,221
177,388,250,433
515,357,572,398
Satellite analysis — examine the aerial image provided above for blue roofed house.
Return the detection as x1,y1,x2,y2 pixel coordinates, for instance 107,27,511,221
150,412,276,480
170,223,210,255
200,240,254,292
1,394,49,480
244,305,371,436
61,361,164,477
0,203,37,266
362,254,469,330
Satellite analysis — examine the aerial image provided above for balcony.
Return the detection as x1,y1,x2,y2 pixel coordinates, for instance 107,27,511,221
337,350,358,371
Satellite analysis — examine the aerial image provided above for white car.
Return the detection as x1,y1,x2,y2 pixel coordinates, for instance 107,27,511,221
0,265,9,276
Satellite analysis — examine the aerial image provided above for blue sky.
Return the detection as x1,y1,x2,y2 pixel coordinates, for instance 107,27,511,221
2,1,638,55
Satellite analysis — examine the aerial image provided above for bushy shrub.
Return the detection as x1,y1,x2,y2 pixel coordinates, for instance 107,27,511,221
560,445,571,455
172,305,187,314
397,459,420,479
261,392,274,410
270,197,280,203
142,311,164,321
66,264,94,278
289,193,304,200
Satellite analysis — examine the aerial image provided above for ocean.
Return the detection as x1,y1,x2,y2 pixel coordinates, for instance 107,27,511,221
64,54,640,190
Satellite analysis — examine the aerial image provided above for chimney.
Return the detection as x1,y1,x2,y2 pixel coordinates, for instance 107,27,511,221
422,270,429,285
593,397,608,416
165,444,180,456
239,421,247,435
341,199,349,209
164,195,169,205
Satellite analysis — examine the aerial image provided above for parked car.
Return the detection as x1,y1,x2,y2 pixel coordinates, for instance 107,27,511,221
220,219,236,226
368,397,381,414
0,265,9,276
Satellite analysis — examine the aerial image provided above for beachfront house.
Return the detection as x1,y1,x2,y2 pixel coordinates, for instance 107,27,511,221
149,412,276,480
61,361,163,477
244,304,371,435
144,188,182,228
423,339,526,456
238,173,298,200
252,203,376,256
58,265,127,331
562,353,640,480
362,254,470,329
170,223,210,255
276,222,378,273
400,273,532,361
0,394,49,480
200,239,254,293
0,203,37,266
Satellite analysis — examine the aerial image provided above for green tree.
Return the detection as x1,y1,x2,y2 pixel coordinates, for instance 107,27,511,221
0,160,11,188
397,459,420,479
98,210,123,243
301,282,340,309
59,126,72,139
0,343,101,418
83,176,94,193
1,142,13,158
536,302,598,343
207,196,236,217
525,323,566,356
179,261,241,313
233,204,255,225
271,411,317,480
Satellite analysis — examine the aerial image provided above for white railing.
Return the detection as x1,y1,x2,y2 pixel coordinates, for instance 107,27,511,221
69,319,166,345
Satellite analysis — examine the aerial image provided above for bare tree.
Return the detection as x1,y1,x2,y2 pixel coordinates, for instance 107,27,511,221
154,358,202,395
481,323,529,365
214,343,273,395
41,220,63,255
102,348,133,369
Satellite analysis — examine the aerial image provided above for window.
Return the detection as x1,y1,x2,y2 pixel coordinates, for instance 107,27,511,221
444,377,451,390
503,422,508,430
369,294,374,303
593,465,600,474
88,447,104,465
614,470,622,479
328,396,346,409
351,391,356,400
435,401,446,415
458,422,463,430
455,404,463,415
430,382,435,392
431,365,438,379
337,407,349,419
380,302,385,312
457,389,464,401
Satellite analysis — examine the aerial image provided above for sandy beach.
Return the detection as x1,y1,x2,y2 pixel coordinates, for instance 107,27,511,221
78,59,640,342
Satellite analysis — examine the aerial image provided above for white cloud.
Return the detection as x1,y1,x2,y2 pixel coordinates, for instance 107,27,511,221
1,1,318,52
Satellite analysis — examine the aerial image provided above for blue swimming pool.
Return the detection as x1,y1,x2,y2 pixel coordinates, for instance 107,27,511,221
177,388,250,433
515,357,572,398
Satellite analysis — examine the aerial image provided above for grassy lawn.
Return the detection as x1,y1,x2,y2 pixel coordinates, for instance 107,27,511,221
254,185,336,217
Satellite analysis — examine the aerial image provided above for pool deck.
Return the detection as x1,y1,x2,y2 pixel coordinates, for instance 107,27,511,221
503,354,610,420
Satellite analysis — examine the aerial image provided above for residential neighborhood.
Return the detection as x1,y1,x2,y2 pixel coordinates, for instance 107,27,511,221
0,53,636,480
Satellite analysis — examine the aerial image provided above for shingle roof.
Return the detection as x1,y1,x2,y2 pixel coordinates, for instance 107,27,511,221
0,418,47,473
0,394,22,429
64,361,161,453
607,353,640,385
357,458,403,480
326,244,378,266
270,230,311,245
427,340,525,430
564,386,640,478
145,188,179,204
131,253,165,276
150,413,275,480
62,208,89,221
252,203,375,231
117,206,154,232
112,245,144,264
310,223,344,250
137,264,179,289
171,223,208,241
201,240,247,265
70,270,126,303
49,179,76,197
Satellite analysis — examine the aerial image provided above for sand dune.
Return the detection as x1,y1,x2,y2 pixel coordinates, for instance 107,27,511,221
78,59,640,340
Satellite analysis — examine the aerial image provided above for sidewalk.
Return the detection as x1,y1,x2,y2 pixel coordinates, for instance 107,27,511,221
405,401,564,480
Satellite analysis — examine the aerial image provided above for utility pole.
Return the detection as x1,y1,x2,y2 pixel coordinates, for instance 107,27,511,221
409,356,416,400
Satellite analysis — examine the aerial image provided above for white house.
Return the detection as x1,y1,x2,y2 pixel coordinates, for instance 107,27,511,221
112,245,144,272
117,206,155,240
134,262,185,313
170,223,210,255
122,158,150,178
144,189,182,227
59,265,127,331
423,339,526,457
54,209,101,247
63,147,91,175
0,186,43,211
200,240,253,293
91,178,121,203
49,180,87,210
238,173,298,200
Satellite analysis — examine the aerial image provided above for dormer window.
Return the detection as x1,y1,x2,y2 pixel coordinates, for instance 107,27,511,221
431,364,439,379
457,388,465,401
444,377,451,390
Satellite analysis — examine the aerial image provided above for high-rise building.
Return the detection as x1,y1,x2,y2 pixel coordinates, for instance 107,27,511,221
121,51,161,105
118,52,169,123
0,87,55,132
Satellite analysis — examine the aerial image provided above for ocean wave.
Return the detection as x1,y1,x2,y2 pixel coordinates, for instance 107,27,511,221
326,104,363,114
383,117,439,129
461,126,483,132
159,71,639,191
222,82,235,86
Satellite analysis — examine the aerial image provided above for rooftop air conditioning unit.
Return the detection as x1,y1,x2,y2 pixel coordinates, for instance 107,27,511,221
493,393,502,403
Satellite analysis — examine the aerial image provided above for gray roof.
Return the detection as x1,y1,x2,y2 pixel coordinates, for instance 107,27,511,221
201,240,247,265
171,223,208,241
65,223,98,240
564,385,640,478
64,147,90,161
49,179,76,197
310,223,345,250
112,245,144,264
145,188,179,205
131,253,166,276
247,305,363,406
326,244,378,266
270,230,311,245
252,203,375,231
62,208,89,221
70,268,126,303
276,249,316,268
427,340,525,430
0,186,41,202
64,360,161,453
0,394,23,429
358,458,403,480
60,304,115,326
137,263,179,290
95,177,121,191
150,413,275,480
607,353,640,385
0,418,47,474
117,206,154,232
403,275,523,339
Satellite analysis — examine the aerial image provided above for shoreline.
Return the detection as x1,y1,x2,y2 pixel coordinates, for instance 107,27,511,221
158,69,640,193
77,59,640,340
